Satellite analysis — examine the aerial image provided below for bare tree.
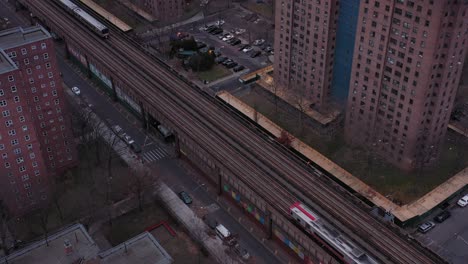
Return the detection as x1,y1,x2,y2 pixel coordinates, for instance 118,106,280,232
129,168,156,212
291,86,308,135
36,207,50,246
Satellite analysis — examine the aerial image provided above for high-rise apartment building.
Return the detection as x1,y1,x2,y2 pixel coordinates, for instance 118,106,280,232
130,0,186,23
0,26,78,215
345,0,467,170
274,0,339,110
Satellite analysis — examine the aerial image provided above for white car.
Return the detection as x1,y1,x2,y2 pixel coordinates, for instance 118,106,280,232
253,39,265,46
235,28,246,35
215,19,225,26
112,125,124,135
242,46,253,53
457,195,468,207
222,35,234,41
71,86,81,95
121,133,135,145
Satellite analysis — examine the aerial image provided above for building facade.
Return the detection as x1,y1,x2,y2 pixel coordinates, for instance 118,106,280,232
345,0,467,170
130,0,186,23
0,26,78,215
274,0,340,110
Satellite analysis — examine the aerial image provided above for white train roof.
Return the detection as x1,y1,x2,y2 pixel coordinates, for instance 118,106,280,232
59,0,107,31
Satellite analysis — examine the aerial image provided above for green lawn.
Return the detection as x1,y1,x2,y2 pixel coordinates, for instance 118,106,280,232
196,65,231,82
238,87,468,204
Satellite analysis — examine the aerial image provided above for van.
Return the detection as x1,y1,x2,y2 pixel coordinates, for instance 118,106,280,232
215,224,231,240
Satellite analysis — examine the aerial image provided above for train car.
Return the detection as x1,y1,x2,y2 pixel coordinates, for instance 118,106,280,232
57,0,109,38
290,202,378,264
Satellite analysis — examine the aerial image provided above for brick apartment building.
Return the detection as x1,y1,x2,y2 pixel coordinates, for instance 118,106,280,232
274,0,339,111
0,26,78,216
129,0,186,23
345,0,467,170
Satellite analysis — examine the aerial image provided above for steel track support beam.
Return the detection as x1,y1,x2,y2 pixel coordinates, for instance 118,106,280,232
216,168,222,196
84,54,92,79
110,76,118,102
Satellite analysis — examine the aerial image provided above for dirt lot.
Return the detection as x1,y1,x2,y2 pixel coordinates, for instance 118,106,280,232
237,86,468,204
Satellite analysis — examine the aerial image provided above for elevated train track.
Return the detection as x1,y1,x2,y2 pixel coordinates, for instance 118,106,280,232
22,1,446,263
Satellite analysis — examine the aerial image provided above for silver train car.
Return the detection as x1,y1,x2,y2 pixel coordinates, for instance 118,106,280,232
58,0,109,38
290,202,379,264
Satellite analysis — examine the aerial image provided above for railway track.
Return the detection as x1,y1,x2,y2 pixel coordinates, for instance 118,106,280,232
24,1,446,263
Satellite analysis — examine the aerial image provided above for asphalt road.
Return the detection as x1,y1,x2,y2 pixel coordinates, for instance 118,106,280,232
414,203,468,263
0,2,281,262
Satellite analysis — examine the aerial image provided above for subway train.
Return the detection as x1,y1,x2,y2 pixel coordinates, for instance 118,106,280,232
290,202,378,264
57,0,109,38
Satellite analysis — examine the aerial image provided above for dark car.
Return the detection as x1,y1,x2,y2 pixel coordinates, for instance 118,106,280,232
227,38,238,44
250,50,261,58
215,56,228,63
233,65,245,72
196,42,207,49
225,62,238,68
205,25,216,31
434,211,451,223
207,26,219,33
230,39,241,46
129,142,142,153
238,44,249,51
178,191,192,204
214,50,222,57
222,59,233,66
212,28,223,35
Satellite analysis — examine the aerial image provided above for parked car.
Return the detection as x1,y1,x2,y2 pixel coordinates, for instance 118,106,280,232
222,59,233,66
216,56,228,63
71,86,81,95
207,26,219,33
218,32,229,39
233,65,245,72
205,25,216,31
457,194,468,207
196,42,207,49
250,50,261,58
214,50,222,57
230,39,241,45
178,191,192,204
199,25,209,31
212,28,223,35
222,34,234,41
225,61,238,68
434,211,451,223
121,133,135,145
418,221,435,233
253,39,265,46
215,19,225,26
242,46,253,53
227,37,238,44
238,44,249,51
112,125,124,135
264,46,273,52
235,28,246,35
129,142,142,153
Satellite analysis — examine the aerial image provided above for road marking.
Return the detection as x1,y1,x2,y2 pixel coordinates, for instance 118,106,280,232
142,148,168,163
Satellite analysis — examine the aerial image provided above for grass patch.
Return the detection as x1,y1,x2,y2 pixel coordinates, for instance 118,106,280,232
237,87,468,204
196,65,231,82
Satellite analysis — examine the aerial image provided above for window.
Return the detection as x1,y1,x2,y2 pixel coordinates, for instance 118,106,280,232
27,68,32,75
41,42,47,49
16,106,22,113
21,48,27,55
8,51,16,58
43,53,49,59
13,148,21,155
24,135,30,141
31,45,36,50
5,162,10,168
16,157,24,164
32,161,38,167
27,144,33,150
8,130,16,136
8,75,14,82
45,62,51,69
1,100,8,107
13,96,19,103
2,110,10,117
19,116,25,122
22,174,29,181
24,58,29,65
11,139,19,146
0,144,4,150
0,90,3,96
2,153,7,159
47,72,53,78
5,120,13,127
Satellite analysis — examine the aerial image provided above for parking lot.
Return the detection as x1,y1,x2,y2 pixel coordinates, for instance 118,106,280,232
414,196,468,264
167,6,273,83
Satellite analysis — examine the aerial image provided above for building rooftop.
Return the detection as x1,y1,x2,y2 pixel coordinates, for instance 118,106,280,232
0,25,51,50
0,224,100,264
0,224,173,264
0,49,17,74
99,232,172,264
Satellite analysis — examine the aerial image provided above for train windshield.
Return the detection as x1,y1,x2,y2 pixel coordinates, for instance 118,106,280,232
102,28,109,34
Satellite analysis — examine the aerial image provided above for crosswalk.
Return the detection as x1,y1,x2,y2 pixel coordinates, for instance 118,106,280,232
142,148,168,163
